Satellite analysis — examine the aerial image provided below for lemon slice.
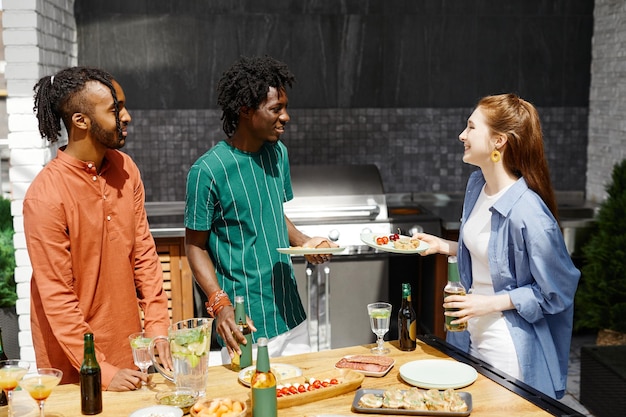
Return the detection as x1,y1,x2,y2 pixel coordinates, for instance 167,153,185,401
370,309,391,319
186,335,208,356
130,336,152,349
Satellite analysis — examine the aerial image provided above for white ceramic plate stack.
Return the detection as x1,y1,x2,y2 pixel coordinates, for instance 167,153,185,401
399,359,478,389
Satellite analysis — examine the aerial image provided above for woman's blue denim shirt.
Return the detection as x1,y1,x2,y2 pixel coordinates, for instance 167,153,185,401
446,170,581,399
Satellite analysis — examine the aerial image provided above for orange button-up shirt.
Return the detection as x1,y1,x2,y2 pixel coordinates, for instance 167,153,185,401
23,148,170,388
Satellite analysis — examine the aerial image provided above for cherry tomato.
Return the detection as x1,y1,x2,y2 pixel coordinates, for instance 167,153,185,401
307,385,316,391
313,380,322,389
298,384,306,393
376,237,385,245
389,233,400,241
277,391,283,398
289,386,298,394
330,378,339,385
321,381,330,387
280,387,290,396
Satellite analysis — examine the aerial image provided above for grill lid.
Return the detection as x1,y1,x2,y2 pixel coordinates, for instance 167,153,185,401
289,164,385,196
285,164,388,223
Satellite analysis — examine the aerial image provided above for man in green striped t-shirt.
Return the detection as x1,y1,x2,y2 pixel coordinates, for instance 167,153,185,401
185,56,336,365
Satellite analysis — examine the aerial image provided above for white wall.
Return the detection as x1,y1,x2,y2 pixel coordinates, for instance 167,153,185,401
586,0,626,202
2,0,76,362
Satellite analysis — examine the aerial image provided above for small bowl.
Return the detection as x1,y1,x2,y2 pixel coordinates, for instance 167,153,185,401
155,388,198,414
189,397,247,417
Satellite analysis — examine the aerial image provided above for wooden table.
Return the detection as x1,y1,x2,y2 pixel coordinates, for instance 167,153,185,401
6,340,561,416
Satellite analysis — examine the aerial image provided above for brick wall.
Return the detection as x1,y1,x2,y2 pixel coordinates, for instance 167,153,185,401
586,0,626,202
3,0,76,363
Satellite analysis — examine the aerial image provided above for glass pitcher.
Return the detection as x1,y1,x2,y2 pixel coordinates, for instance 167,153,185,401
149,317,213,396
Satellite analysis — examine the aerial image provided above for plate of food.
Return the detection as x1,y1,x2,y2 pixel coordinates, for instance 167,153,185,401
238,363,303,387
352,388,472,416
360,233,429,254
335,355,395,377
274,368,365,409
277,246,346,255
399,360,478,389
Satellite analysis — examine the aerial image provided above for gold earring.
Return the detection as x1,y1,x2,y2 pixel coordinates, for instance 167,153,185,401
491,149,501,163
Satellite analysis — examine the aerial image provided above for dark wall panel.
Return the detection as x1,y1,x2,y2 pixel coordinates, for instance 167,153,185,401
75,0,593,109
73,0,592,200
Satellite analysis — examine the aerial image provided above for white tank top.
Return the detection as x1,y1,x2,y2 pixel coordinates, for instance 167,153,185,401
463,184,521,379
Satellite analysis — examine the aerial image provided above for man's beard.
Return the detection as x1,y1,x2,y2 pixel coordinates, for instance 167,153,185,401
90,118,125,150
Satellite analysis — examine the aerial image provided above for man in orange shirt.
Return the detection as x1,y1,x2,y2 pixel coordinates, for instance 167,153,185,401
24,67,170,391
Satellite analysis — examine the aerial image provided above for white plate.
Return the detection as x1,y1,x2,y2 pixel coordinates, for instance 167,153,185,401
399,359,478,389
276,247,346,255
129,405,183,417
360,233,429,254
238,363,303,387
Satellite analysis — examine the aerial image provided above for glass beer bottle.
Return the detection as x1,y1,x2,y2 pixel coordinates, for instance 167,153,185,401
444,256,467,332
251,338,276,417
398,283,417,351
80,332,102,414
231,295,253,371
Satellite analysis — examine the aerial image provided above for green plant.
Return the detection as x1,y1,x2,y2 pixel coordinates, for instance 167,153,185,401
574,159,626,333
0,196,16,308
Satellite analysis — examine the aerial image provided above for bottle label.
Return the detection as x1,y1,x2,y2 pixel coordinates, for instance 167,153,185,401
409,320,417,340
240,333,253,368
231,351,241,372
252,386,277,417
444,288,467,332
399,318,417,351
445,311,468,332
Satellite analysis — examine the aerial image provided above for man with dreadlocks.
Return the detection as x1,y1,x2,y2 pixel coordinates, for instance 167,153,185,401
185,56,336,363
24,67,170,391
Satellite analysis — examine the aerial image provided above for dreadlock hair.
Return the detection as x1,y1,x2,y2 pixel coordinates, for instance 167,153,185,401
217,56,295,137
477,93,559,220
33,66,121,143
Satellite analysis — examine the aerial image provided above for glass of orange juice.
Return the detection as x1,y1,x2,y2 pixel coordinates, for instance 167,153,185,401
0,359,30,417
20,368,63,417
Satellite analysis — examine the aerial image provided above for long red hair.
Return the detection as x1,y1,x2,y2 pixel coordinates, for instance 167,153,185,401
477,94,558,220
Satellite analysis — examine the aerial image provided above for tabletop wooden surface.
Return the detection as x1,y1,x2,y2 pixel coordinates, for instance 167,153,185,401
6,339,557,417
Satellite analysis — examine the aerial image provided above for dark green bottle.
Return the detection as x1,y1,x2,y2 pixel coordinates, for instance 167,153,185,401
0,327,8,406
80,333,102,414
251,338,276,417
398,283,417,351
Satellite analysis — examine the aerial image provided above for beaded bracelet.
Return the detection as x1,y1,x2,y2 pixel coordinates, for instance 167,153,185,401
205,289,232,318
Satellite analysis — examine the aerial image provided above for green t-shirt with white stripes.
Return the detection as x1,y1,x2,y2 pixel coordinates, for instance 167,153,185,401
185,140,306,343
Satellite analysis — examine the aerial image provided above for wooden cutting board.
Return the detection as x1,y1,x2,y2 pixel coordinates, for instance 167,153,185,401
276,368,365,409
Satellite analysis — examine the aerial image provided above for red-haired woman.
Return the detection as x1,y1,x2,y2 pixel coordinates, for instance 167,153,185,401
416,94,580,399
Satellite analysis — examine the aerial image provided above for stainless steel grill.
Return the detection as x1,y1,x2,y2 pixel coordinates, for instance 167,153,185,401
285,164,391,351
285,164,392,253
286,165,444,351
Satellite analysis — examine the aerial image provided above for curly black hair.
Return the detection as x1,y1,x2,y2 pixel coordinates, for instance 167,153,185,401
33,66,121,143
217,56,296,137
